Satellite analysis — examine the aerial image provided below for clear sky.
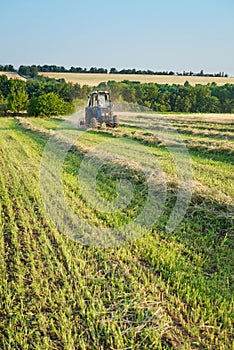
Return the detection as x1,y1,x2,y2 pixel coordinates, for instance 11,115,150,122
1,0,234,75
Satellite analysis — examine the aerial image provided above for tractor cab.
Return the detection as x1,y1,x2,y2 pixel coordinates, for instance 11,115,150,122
84,91,119,128
88,91,111,108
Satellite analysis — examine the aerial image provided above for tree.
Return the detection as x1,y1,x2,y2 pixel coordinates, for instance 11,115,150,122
7,90,29,114
109,68,118,74
174,95,192,112
157,91,172,112
193,85,211,112
205,96,220,113
0,92,7,115
122,85,136,103
104,81,123,101
30,65,38,78
0,64,16,72
184,80,190,87
0,75,11,97
141,83,159,109
19,65,38,78
28,92,74,117
19,65,31,76
212,85,234,113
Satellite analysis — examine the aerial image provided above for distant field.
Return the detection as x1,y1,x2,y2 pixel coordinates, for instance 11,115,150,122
1,71,233,86
0,71,26,81
39,72,234,86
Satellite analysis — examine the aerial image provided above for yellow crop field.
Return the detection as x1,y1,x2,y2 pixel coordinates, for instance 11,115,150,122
39,72,234,86
0,71,26,81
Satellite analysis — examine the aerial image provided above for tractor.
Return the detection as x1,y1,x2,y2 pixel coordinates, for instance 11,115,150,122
83,91,119,128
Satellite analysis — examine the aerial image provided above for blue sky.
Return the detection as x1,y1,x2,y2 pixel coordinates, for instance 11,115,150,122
1,0,234,75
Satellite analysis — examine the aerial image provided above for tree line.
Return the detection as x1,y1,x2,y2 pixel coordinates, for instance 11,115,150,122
97,80,234,113
0,74,233,116
109,68,228,77
0,75,92,116
0,65,17,72
0,64,229,78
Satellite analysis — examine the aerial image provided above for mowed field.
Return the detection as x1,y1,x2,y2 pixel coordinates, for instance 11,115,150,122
0,113,233,349
39,72,234,86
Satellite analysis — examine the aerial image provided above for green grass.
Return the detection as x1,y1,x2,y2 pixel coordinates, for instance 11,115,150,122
0,115,233,349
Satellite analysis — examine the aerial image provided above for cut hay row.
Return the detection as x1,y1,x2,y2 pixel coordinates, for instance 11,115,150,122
118,112,234,125
19,117,234,203
84,125,234,157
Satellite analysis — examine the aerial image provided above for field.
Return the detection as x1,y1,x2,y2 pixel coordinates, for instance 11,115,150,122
0,112,233,349
0,72,26,81
39,72,234,86
1,71,234,87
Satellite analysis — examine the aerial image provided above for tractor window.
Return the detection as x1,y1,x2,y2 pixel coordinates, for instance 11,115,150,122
97,94,110,107
97,95,105,106
88,93,111,107
91,94,98,107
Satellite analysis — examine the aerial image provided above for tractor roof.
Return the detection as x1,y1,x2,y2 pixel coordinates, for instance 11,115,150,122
90,91,110,95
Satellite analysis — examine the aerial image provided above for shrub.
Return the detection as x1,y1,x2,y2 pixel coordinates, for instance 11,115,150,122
28,92,74,117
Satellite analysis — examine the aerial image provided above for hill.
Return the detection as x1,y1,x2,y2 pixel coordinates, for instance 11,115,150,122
0,71,26,81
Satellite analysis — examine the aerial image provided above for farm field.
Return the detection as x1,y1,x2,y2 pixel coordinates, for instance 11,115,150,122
0,71,26,81
39,72,234,86
0,112,233,349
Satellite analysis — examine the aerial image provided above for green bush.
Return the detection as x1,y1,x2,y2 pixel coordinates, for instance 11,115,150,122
28,92,74,117
7,90,29,114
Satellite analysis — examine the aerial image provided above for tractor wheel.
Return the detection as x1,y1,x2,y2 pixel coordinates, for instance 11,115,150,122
113,115,119,128
90,117,98,128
